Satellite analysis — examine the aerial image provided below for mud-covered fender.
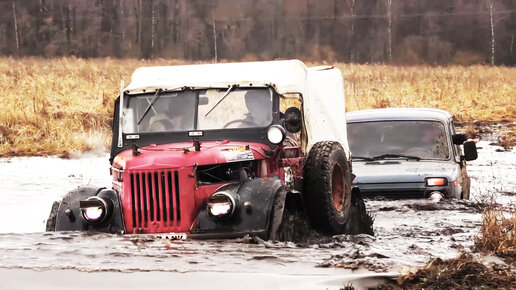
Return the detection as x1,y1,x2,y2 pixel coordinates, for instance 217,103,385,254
190,178,284,239
55,187,124,233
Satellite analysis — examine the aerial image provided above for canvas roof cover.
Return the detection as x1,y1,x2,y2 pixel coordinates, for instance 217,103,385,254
124,60,308,96
124,60,350,158
304,66,350,157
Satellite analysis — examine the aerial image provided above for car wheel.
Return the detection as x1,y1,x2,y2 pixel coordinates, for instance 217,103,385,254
303,141,351,234
45,201,60,231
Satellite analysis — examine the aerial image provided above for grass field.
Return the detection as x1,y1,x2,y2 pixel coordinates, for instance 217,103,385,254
1,57,515,157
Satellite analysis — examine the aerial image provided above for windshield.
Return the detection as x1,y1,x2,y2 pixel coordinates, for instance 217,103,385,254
347,120,450,160
122,88,273,133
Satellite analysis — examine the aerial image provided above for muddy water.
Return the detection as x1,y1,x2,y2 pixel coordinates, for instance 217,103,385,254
0,137,514,278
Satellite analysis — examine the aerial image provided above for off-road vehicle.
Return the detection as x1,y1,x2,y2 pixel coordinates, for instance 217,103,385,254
47,60,361,239
347,108,478,200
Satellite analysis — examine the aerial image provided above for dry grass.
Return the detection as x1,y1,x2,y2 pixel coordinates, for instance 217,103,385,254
1,57,515,156
475,205,516,258
0,57,185,157
336,64,516,122
379,253,516,289
380,205,516,289
493,127,516,150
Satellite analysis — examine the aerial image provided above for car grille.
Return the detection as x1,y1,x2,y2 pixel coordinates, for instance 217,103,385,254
128,170,182,232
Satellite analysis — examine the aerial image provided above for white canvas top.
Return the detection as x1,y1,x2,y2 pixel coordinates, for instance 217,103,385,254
304,66,350,157
124,60,350,159
125,60,308,96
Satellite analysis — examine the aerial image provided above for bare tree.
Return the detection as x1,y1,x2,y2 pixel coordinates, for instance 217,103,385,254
350,0,355,62
137,0,141,45
487,0,495,65
121,0,125,42
212,12,218,63
12,0,19,53
151,0,155,59
386,0,393,63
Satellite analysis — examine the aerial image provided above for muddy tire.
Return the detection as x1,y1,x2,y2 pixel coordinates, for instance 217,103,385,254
303,141,352,234
45,201,60,231
269,190,312,241
345,188,374,235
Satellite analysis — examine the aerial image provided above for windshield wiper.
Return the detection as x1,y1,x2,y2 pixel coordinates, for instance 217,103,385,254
204,85,235,117
137,89,162,125
372,154,421,161
353,156,375,161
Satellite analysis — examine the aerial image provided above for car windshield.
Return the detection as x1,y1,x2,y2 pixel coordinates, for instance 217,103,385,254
347,120,450,160
122,88,273,133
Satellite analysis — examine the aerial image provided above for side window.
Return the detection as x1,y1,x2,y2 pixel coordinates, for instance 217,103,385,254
279,96,303,146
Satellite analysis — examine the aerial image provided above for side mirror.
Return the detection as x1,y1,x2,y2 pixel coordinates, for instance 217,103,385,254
463,140,478,161
199,96,209,105
283,107,302,133
452,133,468,145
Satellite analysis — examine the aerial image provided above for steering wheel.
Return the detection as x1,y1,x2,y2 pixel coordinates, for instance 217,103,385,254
222,119,255,128
148,119,176,131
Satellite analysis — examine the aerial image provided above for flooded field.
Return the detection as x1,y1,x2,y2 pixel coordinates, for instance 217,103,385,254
0,128,514,289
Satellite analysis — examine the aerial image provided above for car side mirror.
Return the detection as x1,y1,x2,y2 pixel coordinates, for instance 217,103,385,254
199,96,209,105
283,107,302,133
452,133,468,145
463,140,478,161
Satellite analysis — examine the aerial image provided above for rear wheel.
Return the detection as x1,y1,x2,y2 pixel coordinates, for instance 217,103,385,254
303,141,352,234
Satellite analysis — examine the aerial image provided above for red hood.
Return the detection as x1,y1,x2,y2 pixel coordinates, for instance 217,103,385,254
114,141,271,170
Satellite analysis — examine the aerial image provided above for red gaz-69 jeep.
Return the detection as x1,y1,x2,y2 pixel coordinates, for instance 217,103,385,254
46,60,360,239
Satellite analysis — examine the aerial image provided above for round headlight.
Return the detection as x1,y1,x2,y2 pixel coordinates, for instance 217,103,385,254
207,191,236,218
80,196,108,223
84,206,104,221
267,125,286,145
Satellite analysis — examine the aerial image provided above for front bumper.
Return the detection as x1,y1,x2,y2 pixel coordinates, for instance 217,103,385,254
355,182,456,198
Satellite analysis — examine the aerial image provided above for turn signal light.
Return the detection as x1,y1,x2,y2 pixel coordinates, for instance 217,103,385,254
426,177,447,186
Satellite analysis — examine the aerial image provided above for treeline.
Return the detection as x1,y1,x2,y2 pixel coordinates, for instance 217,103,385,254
1,0,515,65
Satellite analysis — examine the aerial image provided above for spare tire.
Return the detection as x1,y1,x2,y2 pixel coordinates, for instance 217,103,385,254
303,141,351,234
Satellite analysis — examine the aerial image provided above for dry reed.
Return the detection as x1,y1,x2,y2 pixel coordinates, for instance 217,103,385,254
1,57,515,156
475,205,516,257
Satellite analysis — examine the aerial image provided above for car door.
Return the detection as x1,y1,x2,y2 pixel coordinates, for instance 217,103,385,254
449,118,470,199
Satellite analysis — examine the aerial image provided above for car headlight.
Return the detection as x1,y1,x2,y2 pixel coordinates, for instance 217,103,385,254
207,191,237,218
426,177,447,186
80,196,110,223
267,125,286,145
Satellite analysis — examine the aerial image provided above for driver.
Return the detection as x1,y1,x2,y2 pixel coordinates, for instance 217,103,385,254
417,124,446,158
238,90,271,127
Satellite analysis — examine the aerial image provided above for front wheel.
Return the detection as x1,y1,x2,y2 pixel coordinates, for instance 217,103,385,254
45,201,60,231
303,141,352,234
